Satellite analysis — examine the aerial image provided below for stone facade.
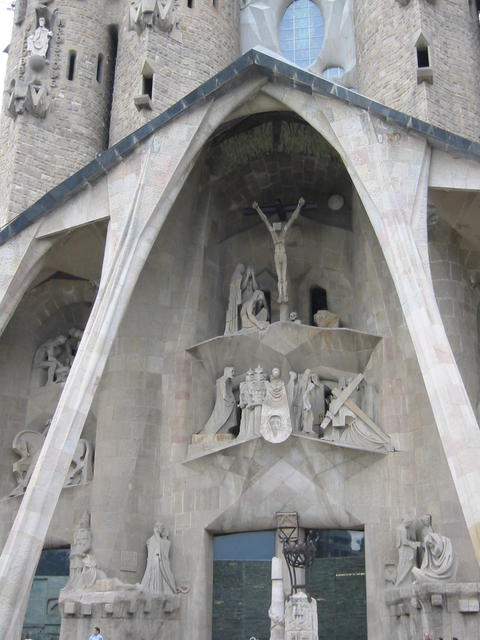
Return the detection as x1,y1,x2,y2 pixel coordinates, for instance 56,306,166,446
0,4,480,640
354,0,480,142
0,0,240,224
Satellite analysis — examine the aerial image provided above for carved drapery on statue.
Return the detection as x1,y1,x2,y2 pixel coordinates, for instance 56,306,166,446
260,368,292,443
140,524,178,595
27,17,53,59
238,365,266,438
393,515,456,586
225,264,269,335
63,512,106,592
200,366,237,436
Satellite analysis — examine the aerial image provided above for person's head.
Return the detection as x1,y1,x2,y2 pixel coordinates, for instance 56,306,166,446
271,367,280,379
224,366,235,379
24,633,31,639
39,17,45,27
423,632,430,640
93,627,100,636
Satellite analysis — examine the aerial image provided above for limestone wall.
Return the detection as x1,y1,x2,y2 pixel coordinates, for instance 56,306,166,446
108,0,240,144
0,0,240,223
351,194,480,635
354,0,480,141
428,219,480,419
0,1,119,224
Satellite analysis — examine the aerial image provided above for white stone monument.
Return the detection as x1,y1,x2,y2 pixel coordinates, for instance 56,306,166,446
260,368,292,443
284,591,318,640
269,557,285,640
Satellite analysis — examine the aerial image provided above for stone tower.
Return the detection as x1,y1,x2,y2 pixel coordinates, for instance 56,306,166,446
109,0,241,144
354,0,480,141
0,0,240,224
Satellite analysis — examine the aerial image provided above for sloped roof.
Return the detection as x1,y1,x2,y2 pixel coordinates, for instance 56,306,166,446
1,47,479,246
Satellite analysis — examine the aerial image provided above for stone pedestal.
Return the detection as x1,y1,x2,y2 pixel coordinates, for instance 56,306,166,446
59,583,180,640
284,591,318,640
385,582,480,640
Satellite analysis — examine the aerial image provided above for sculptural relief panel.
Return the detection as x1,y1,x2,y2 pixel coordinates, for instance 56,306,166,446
5,415,93,499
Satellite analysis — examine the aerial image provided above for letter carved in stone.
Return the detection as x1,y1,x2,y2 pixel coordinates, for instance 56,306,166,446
129,0,180,35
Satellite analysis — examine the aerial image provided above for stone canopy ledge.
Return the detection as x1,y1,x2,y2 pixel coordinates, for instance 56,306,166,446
187,322,382,381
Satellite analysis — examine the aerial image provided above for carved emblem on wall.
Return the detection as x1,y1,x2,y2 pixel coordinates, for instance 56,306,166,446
7,9,61,119
129,0,181,38
27,16,53,59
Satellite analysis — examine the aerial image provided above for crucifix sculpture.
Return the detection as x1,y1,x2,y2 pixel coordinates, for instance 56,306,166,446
252,196,305,305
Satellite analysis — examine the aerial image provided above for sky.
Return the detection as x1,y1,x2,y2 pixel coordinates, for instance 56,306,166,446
0,1,14,90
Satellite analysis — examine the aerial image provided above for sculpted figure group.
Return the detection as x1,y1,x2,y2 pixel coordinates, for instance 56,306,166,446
394,515,456,586
196,366,392,452
225,264,269,335
62,515,185,604
34,327,84,385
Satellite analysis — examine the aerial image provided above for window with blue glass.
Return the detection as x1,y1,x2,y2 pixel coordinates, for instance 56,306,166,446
279,0,324,69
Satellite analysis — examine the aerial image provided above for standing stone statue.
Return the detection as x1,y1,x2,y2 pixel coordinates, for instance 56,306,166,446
238,365,267,438
140,524,177,595
394,519,420,586
252,197,305,304
63,512,105,591
260,368,292,443
302,374,325,435
27,17,53,58
200,366,237,435
225,264,245,334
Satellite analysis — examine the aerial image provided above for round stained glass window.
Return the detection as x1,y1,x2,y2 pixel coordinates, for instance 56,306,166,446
279,0,325,69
